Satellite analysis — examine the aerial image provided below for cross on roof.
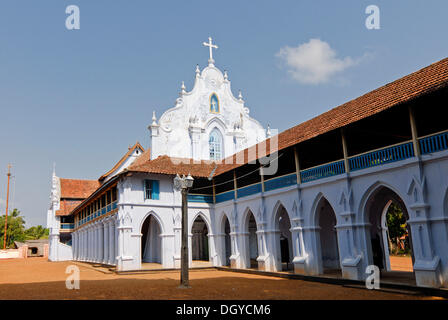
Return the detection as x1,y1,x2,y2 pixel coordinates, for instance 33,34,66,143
203,37,218,65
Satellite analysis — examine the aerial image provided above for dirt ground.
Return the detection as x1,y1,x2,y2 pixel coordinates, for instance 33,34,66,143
0,258,441,300
390,255,413,272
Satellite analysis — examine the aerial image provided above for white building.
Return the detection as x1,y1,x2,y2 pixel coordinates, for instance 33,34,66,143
47,40,448,289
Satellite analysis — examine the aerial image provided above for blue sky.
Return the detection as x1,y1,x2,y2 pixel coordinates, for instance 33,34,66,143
1,0,447,227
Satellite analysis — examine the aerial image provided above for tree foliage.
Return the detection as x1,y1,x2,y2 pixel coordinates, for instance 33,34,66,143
0,209,49,249
386,202,409,254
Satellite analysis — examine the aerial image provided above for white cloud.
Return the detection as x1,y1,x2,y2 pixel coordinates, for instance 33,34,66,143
277,38,361,85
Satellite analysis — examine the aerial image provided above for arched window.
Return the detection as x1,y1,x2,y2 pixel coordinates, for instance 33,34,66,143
209,129,223,160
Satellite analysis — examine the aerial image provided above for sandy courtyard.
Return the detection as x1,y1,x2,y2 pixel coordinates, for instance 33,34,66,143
0,258,440,300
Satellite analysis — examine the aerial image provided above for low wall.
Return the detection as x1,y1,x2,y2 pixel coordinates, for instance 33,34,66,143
0,249,21,259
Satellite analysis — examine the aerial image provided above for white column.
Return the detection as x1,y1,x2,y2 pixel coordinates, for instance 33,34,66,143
80,230,84,261
87,227,90,261
73,232,78,260
89,226,93,262
83,229,87,261
98,222,104,264
114,217,119,265
85,228,88,261
103,220,109,264
109,219,115,265
95,223,99,263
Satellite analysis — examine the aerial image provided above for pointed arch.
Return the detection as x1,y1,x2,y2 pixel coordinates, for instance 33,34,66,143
190,211,211,262
140,211,164,264
240,206,259,230
139,210,165,234
272,200,293,271
240,207,259,269
358,181,408,224
189,211,212,234
310,193,341,274
361,182,414,273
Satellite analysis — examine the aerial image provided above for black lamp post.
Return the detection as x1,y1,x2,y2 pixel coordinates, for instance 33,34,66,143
174,173,194,288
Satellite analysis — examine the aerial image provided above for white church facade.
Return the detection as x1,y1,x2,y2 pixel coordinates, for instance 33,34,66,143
47,39,448,289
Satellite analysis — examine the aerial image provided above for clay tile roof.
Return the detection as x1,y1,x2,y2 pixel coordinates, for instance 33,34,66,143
127,151,221,178
56,199,83,216
214,57,448,175
118,57,448,179
99,142,145,181
59,178,100,199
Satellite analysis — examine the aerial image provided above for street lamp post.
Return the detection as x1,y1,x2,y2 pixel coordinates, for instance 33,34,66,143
174,173,194,288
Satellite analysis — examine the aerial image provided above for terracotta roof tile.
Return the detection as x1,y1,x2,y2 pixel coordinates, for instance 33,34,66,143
98,142,145,181
214,57,448,175
56,199,83,216
60,179,100,199
127,153,220,178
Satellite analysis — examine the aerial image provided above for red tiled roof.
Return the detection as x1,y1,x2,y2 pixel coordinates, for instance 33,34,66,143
56,199,83,216
99,142,145,181
66,56,448,203
127,152,222,178
60,178,100,199
213,57,448,175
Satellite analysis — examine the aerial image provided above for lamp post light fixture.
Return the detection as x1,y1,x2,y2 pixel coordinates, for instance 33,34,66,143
173,173,194,288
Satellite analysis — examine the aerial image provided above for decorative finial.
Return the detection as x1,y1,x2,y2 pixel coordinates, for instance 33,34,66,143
203,36,218,66
152,111,157,126
267,125,271,138
181,81,186,94
224,70,228,80
195,64,200,75
52,162,56,177
238,90,243,101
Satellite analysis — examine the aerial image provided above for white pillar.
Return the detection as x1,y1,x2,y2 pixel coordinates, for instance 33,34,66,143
87,225,92,262
85,228,88,261
80,230,84,261
89,226,93,262
73,232,78,260
95,223,100,263
114,218,119,265
99,222,104,264
109,219,115,265
103,220,109,264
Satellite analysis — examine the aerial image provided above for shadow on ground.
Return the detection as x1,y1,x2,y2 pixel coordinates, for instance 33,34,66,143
0,276,434,300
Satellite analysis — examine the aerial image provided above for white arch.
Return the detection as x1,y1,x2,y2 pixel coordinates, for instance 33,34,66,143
240,206,258,230
139,210,165,235
310,192,338,227
220,212,231,233
358,181,409,224
189,211,212,235
271,200,292,231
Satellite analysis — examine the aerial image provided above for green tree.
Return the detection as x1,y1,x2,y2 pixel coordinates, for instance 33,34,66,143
386,202,409,253
25,225,49,240
0,209,26,248
0,209,49,248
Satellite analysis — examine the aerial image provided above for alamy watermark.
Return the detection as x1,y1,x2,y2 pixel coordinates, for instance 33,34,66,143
66,5,80,30
65,265,80,289
365,265,380,289
365,5,380,30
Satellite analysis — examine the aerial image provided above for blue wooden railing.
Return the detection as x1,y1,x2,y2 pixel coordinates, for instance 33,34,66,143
188,194,214,203
300,160,345,183
76,200,118,228
349,142,414,172
215,190,235,203
264,173,297,192
237,183,262,198
419,131,448,155
61,223,74,230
